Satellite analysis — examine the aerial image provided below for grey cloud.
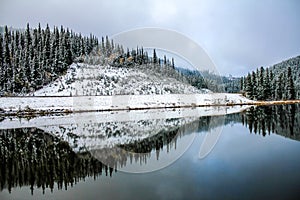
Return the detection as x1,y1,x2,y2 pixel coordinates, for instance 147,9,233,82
1,0,299,76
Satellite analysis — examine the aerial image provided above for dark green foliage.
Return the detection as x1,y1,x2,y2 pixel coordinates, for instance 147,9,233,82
241,56,299,100
0,23,98,95
245,73,253,98
286,66,296,100
153,49,157,64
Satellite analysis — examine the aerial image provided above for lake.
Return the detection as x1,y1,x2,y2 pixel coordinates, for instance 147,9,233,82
0,104,300,200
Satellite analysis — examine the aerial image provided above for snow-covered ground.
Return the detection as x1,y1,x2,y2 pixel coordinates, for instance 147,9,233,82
0,93,253,114
32,63,206,96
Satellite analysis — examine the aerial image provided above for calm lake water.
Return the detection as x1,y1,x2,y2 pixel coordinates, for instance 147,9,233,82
1,104,300,200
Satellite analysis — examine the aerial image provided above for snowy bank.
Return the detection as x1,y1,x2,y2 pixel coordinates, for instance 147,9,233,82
0,93,253,115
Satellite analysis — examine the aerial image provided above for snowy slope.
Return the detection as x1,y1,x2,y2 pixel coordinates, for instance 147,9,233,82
33,63,206,96
0,62,254,114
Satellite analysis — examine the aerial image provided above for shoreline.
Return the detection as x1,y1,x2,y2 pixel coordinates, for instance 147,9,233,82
0,93,300,117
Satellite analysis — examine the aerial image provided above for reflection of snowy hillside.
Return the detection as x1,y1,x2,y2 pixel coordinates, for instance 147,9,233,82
39,116,198,152
33,63,206,96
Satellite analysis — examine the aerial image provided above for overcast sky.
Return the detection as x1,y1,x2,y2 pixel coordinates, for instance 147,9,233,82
1,0,299,76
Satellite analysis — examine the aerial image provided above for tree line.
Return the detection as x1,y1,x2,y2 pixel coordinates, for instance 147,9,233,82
0,23,99,95
241,66,296,100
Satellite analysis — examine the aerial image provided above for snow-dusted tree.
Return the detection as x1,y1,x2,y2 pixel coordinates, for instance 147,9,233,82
275,73,283,100
25,23,32,57
264,68,271,100
0,33,4,90
245,73,253,99
64,29,73,65
101,36,105,53
0,23,99,95
255,66,264,100
3,26,12,92
269,69,275,99
105,36,111,56
251,71,257,100
286,66,295,100
153,49,157,64
171,57,175,69
240,77,244,92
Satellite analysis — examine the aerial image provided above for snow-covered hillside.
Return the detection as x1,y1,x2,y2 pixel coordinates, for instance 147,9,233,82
33,63,207,96
0,62,255,115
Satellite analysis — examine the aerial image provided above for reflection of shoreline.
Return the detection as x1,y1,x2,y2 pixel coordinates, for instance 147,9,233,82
0,112,225,193
0,105,251,130
1,104,299,194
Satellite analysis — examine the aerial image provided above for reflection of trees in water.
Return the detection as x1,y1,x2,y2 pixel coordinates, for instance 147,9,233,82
2,105,298,194
242,104,300,140
119,127,180,154
0,128,113,194
90,119,201,168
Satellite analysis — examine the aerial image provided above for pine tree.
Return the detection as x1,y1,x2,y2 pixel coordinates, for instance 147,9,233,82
25,23,32,57
245,73,253,99
269,69,275,99
275,73,283,100
64,29,72,65
105,36,111,56
240,77,244,92
153,49,157,64
171,57,175,69
286,66,295,100
256,66,265,100
251,71,257,100
101,36,105,53
0,33,4,90
264,68,271,100
3,26,12,92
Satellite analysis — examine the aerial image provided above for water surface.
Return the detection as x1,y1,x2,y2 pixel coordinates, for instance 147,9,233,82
1,105,300,199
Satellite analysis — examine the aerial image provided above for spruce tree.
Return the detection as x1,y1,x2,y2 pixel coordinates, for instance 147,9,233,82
275,73,283,100
153,49,157,64
240,77,244,92
251,71,257,100
257,66,265,100
3,26,12,92
64,29,72,65
286,66,295,100
245,73,253,99
171,57,175,69
0,33,3,90
264,68,271,100
105,36,111,56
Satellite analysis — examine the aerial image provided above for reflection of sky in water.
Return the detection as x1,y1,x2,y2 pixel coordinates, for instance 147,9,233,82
2,122,300,200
